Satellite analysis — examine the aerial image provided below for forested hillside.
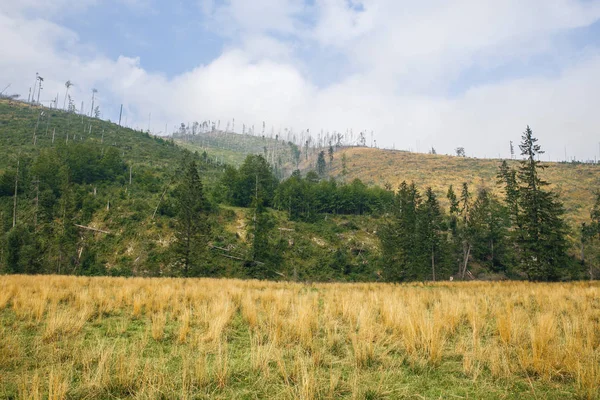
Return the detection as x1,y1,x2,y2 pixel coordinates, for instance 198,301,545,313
0,100,384,280
1,100,599,281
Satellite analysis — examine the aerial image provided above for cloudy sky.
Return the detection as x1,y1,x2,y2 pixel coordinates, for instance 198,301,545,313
2,0,600,160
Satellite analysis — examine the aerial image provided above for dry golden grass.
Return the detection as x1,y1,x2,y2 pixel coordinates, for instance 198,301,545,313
327,147,600,226
0,275,599,399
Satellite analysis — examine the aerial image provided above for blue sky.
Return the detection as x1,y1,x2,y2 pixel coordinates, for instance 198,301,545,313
2,0,600,160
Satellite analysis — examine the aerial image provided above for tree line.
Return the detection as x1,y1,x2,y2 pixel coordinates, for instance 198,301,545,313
379,126,599,281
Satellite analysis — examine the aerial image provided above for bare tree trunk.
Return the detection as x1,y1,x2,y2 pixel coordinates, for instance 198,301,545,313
33,179,39,230
33,111,42,145
12,157,19,228
461,243,471,280
152,186,169,220
431,245,436,282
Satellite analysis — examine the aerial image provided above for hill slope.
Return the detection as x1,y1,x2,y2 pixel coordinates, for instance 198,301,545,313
0,100,381,280
169,127,598,226
320,147,599,225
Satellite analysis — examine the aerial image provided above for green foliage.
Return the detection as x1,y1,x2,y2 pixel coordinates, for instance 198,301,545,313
317,150,327,176
468,188,511,272
274,172,393,222
173,159,211,277
417,187,448,281
5,224,42,274
224,155,278,208
515,126,569,281
379,182,424,281
245,202,281,279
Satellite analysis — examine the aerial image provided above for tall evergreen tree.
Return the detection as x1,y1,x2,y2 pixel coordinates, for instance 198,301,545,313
246,196,278,279
379,181,421,281
457,182,473,279
468,188,510,272
417,187,445,281
234,155,277,207
317,151,327,177
516,126,569,281
173,159,210,277
497,160,519,226
581,191,600,280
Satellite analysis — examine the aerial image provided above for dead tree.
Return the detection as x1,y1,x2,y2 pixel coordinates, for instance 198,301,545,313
12,157,19,228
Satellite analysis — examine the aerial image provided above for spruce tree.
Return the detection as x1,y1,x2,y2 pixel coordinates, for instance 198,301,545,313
581,191,600,280
468,188,510,272
317,151,327,177
497,160,519,226
173,159,210,277
418,187,445,281
379,181,421,281
457,182,473,279
516,126,568,281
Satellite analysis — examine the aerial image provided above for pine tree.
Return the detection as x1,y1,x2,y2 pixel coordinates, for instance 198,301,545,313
468,188,510,272
379,182,421,281
497,160,519,226
173,159,210,277
317,151,327,177
245,172,280,278
456,182,473,279
581,191,600,280
516,126,568,281
591,191,600,234
418,187,445,281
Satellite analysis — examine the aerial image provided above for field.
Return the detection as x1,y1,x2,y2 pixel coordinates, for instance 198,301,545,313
1,276,599,399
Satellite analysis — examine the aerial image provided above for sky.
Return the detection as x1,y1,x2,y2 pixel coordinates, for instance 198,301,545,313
1,0,600,161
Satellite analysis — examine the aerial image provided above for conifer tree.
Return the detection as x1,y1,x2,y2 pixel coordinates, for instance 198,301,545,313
516,126,568,280
317,151,327,177
457,182,473,279
379,182,421,280
418,187,444,281
468,188,510,272
173,159,210,277
497,160,519,226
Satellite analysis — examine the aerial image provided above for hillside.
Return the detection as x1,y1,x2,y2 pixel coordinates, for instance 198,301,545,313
172,127,599,226
0,100,381,280
0,100,176,171
174,128,300,176
320,147,600,226
1,100,598,281
0,100,224,275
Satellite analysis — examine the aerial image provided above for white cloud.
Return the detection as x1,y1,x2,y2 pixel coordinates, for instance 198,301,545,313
1,1,600,161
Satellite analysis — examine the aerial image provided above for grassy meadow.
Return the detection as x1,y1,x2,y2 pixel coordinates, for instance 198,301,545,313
1,276,599,399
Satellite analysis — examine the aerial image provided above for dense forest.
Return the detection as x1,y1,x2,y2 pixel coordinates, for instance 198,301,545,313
1,100,599,281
